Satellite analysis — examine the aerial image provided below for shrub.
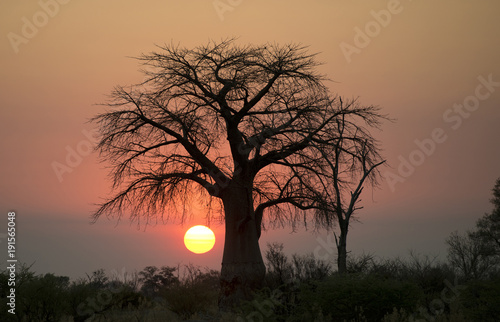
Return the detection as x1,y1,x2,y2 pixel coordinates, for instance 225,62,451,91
160,265,220,319
304,274,422,321
458,277,500,321
18,272,70,321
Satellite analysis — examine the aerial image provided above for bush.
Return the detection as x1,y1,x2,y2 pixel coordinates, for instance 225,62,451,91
459,277,500,321
300,274,422,322
18,272,70,321
160,265,220,319
67,269,143,322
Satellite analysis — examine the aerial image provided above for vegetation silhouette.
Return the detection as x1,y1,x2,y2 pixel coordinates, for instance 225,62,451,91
2,224,500,321
3,175,500,320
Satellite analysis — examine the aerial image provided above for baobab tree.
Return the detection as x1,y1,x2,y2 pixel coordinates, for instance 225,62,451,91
91,39,386,308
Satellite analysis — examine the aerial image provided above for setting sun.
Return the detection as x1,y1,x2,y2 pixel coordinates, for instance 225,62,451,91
184,225,216,254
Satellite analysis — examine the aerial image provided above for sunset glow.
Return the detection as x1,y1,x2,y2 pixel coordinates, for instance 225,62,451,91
184,225,216,254
1,0,500,293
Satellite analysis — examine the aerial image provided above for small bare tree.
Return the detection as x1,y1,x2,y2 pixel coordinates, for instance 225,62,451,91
312,103,386,273
91,39,386,308
446,231,496,280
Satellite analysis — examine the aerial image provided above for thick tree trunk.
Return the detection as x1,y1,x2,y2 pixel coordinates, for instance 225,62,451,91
219,183,266,310
337,223,348,274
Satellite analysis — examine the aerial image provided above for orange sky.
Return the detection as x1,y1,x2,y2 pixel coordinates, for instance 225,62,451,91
1,0,500,279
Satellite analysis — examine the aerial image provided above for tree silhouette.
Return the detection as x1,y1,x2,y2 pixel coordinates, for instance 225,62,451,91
473,177,500,255
446,230,495,279
447,177,500,279
138,266,179,297
312,106,386,273
91,39,386,308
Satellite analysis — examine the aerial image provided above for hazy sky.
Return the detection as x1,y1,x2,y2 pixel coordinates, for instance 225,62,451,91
1,0,499,280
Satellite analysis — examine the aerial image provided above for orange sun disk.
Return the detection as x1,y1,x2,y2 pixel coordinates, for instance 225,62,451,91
184,225,216,254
